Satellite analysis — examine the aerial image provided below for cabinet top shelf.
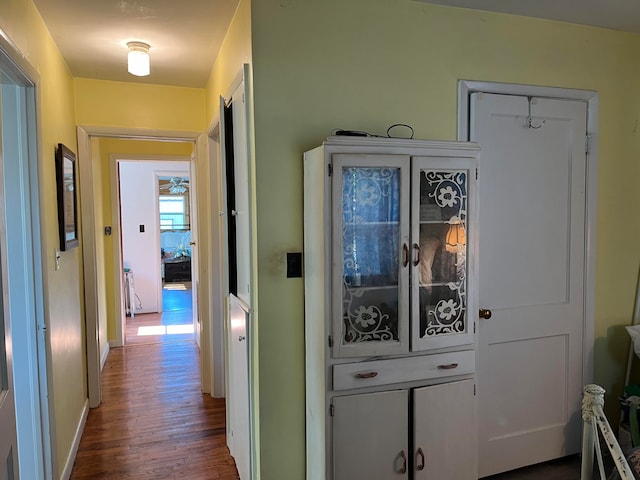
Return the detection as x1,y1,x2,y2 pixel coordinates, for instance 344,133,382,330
321,136,481,154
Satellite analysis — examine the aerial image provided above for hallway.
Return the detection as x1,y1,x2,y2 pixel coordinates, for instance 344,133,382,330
69,338,239,478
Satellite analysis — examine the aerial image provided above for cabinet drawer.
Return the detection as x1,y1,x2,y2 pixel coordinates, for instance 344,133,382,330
332,350,475,391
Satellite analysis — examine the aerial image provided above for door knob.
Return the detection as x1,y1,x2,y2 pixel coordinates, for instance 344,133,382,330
479,308,492,319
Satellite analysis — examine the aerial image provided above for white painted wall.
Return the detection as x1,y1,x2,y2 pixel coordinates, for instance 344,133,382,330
119,160,189,314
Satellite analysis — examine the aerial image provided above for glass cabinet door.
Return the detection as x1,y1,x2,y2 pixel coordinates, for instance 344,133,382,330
332,154,410,358
411,158,476,351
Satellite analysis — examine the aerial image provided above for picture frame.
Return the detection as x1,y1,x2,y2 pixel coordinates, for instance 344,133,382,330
55,143,79,251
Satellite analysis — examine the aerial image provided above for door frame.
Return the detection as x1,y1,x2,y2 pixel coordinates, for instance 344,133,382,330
115,157,191,319
76,126,218,406
457,79,598,391
205,63,257,477
0,33,55,478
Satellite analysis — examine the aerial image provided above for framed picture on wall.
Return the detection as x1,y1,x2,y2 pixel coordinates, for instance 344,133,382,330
55,143,79,251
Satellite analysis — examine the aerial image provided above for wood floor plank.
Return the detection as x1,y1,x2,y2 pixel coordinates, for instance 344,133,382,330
70,341,239,480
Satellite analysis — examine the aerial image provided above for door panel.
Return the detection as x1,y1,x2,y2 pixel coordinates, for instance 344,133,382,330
413,380,476,479
331,154,410,358
228,294,250,480
333,390,409,480
410,156,477,351
471,92,587,476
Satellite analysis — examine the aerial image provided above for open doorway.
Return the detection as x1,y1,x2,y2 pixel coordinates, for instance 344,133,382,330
119,162,196,345
74,131,216,407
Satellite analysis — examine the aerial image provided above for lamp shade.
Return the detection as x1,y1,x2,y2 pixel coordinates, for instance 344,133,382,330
127,42,150,76
445,222,466,253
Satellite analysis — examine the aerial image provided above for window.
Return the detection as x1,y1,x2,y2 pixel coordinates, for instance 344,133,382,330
159,195,187,230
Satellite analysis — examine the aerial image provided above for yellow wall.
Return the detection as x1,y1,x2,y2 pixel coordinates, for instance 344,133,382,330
74,78,206,132
0,0,85,474
72,77,206,348
205,0,252,122
251,0,640,477
95,138,193,342
198,0,260,470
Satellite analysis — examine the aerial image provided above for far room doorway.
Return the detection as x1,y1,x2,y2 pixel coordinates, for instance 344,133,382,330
119,159,196,346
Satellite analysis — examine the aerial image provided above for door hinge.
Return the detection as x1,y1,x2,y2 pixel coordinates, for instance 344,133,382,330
474,384,477,396
585,134,592,154
329,404,335,417
328,163,333,177
328,335,333,348
473,322,476,334
475,169,478,180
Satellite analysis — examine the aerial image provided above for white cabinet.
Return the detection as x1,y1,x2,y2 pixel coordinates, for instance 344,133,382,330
329,150,476,358
413,380,477,479
332,380,476,480
333,390,409,479
304,137,480,480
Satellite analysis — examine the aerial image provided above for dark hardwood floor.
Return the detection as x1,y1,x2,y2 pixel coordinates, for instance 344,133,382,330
70,283,239,479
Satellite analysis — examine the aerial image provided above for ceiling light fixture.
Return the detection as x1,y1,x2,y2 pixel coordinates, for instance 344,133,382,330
127,41,150,76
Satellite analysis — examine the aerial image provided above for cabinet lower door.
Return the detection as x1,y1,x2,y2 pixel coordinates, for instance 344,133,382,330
413,380,477,479
333,390,409,479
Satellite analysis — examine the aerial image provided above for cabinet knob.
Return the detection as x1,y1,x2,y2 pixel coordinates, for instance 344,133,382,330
402,243,409,268
412,243,420,267
479,308,492,319
416,447,425,471
397,450,407,474
354,371,378,379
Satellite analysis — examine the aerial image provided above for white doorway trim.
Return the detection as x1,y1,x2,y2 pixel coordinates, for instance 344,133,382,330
0,30,55,479
201,123,227,398
457,79,598,390
76,126,217,409
112,155,191,334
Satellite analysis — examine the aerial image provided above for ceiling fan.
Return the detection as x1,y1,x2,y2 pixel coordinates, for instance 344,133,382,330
160,176,189,194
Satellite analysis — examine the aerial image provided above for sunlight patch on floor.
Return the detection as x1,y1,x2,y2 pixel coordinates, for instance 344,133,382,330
137,324,194,336
163,283,188,291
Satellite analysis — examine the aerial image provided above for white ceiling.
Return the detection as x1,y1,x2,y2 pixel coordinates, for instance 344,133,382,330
31,0,640,89
418,0,640,33
32,0,239,88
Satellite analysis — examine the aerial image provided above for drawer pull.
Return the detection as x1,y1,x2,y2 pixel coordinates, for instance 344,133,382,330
438,363,459,370
354,371,378,379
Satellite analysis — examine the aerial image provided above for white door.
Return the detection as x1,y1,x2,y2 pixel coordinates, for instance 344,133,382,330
0,54,51,479
471,92,587,476
228,294,250,480
413,380,476,479
333,390,409,480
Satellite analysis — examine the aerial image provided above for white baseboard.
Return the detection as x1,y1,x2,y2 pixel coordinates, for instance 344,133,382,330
100,342,111,370
109,338,123,349
59,399,89,480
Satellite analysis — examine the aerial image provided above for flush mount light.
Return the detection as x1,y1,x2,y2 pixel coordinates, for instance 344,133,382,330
127,41,150,76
